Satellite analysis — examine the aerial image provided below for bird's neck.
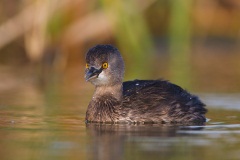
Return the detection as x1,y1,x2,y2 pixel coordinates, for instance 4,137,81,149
93,83,123,101
86,83,122,122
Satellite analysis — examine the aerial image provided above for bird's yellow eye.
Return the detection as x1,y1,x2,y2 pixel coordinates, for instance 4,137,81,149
102,62,108,69
86,63,89,69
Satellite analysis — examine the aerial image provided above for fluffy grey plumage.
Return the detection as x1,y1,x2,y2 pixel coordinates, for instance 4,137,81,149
84,44,207,125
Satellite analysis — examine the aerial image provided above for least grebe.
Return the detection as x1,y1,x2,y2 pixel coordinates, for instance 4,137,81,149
84,45,207,124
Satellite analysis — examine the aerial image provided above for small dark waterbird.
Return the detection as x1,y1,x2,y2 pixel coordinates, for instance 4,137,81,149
84,45,207,125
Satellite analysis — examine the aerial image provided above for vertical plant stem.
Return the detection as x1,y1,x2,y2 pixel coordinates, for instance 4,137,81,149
169,0,192,89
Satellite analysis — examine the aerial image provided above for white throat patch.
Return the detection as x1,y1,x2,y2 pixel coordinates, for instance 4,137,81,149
96,71,109,85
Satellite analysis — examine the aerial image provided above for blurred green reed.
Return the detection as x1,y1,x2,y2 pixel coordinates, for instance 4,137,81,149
169,0,192,89
100,0,154,80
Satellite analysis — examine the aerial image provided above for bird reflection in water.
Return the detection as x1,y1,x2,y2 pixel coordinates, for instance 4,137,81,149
86,123,204,160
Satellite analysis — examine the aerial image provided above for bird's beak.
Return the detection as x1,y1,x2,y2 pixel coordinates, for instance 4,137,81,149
85,67,103,81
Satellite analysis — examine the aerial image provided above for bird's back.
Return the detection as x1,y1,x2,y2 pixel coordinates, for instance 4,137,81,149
121,80,207,124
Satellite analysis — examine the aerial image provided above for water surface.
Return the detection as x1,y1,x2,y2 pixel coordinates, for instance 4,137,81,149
0,86,240,160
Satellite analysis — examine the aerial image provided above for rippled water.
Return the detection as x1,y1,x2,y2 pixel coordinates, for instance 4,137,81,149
0,90,240,160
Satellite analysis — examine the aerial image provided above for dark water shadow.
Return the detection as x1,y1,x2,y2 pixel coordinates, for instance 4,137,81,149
86,123,204,160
